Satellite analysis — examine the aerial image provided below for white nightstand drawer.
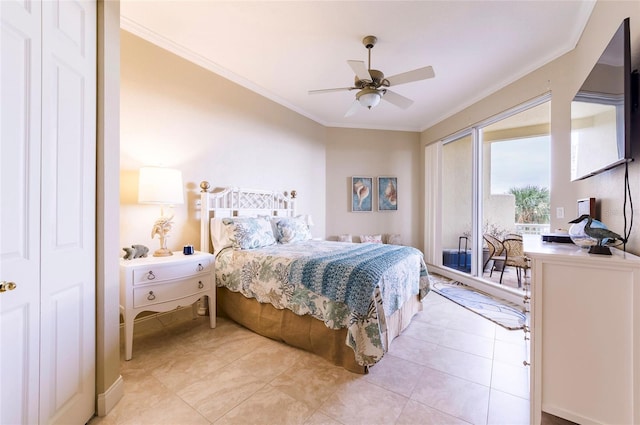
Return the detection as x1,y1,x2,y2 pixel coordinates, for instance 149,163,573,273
133,276,212,308
121,251,216,360
132,258,212,284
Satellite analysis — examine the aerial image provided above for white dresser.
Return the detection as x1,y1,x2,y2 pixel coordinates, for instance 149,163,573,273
120,251,216,360
525,237,640,425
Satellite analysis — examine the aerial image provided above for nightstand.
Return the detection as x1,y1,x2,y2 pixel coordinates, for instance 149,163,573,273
119,251,216,360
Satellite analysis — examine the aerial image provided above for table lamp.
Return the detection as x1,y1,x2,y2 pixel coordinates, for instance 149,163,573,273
138,166,184,256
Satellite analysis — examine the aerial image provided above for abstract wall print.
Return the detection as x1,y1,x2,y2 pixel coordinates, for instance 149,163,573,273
351,177,373,212
378,177,397,211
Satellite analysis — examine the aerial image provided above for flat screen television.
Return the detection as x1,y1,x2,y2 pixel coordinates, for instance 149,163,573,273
570,17,637,181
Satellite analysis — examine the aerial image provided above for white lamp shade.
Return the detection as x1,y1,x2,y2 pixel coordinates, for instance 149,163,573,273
356,88,381,109
138,167,184,205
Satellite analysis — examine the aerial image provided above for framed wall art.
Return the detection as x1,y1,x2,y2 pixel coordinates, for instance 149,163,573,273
377,176,397,211
351,176,373,212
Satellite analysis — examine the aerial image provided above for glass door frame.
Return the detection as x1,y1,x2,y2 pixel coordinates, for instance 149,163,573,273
432,93,551,286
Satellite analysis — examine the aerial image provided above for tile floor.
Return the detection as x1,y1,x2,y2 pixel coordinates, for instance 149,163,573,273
89,292,531,425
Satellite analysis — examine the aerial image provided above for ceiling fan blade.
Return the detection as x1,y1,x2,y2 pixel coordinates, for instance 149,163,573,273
308,87,353,95
382,90,414,109
347,60,372,82
386,66,435,86
344,99,360,117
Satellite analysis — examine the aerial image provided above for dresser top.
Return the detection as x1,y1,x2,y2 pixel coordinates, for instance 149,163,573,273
524,235,640,264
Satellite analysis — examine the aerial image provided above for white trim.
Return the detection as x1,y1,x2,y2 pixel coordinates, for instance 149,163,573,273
427,264,524,306
96,375,124,417
472,127,481,277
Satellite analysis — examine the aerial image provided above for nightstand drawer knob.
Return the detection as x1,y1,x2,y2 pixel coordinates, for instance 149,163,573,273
197,263,204,272
198,281,204,289
146,271,156,280
147,291,156,300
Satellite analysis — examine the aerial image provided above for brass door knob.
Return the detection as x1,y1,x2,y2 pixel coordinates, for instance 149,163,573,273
0,281,17,292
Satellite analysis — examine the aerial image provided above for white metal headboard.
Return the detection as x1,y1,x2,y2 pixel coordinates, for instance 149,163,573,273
199,181,296,252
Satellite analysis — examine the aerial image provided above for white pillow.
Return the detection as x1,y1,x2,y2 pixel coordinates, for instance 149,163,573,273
360,234,383,243
276,217,312,244
385,234,402,245
267,216,282,238
337,234,352,242
210,218,232,256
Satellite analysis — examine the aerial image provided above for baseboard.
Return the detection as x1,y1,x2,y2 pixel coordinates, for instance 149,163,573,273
96,375,124,416
542,405,598,425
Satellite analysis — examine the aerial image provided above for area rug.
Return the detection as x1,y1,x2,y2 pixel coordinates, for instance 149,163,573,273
429,273,527,330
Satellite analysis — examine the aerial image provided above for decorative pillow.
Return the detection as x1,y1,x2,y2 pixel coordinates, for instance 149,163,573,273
222,216,276,250
210,217,233,256
360,234,383,243
385,234,402,245
337,234,352,242
276,217,312,244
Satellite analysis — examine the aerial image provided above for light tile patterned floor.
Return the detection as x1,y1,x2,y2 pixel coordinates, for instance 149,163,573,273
89,292,530,425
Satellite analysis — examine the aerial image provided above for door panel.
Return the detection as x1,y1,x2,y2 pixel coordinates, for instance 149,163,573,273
0,1,42,423
1,1,96,423
40,1,96,423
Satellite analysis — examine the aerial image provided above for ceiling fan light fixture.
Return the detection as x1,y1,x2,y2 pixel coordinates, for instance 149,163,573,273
309,34,434,114
356,88,381,109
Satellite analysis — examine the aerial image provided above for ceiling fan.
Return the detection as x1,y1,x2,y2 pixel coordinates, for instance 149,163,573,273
309,35,435,117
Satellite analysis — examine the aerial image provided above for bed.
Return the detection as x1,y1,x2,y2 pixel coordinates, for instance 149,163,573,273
199,182,430,373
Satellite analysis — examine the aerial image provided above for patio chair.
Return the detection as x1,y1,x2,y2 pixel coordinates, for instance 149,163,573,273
499,237,530,287
483,234,505,273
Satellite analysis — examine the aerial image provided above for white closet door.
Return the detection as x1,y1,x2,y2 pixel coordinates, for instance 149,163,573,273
39,1,96,423
1,0,96,423
0,1,43,424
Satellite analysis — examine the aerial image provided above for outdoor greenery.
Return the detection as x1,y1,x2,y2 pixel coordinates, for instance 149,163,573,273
509,185,550,224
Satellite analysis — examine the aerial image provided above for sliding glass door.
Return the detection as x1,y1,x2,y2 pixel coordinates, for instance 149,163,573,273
438,97,550,290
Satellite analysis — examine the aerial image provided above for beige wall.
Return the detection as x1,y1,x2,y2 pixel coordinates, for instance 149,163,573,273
120,31,424,252
325,128,422,248
120,31,327,251
422,0,640,255
96,0,122,414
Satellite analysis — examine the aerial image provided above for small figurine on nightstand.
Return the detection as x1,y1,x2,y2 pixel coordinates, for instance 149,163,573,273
122,244,149,260
151,214,174,257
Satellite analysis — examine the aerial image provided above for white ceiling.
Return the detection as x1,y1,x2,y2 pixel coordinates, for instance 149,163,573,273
120,1,596,132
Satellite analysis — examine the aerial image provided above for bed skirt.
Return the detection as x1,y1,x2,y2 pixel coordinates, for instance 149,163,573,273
215,286,422,374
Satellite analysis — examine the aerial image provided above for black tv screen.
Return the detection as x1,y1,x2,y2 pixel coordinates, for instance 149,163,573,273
570,18,634,181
